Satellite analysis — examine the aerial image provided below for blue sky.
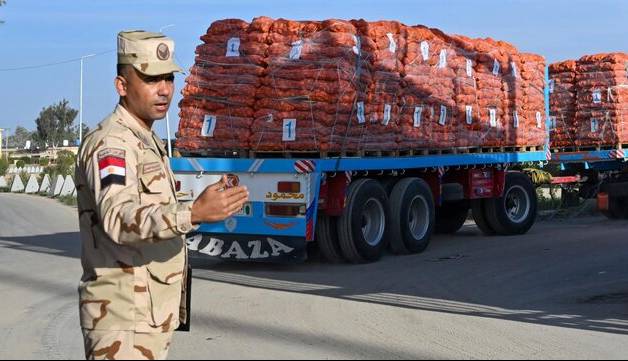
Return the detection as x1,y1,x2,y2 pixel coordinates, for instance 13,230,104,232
0,0,626,139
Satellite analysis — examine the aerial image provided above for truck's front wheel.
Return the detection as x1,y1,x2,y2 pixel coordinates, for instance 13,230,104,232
484,172,537,235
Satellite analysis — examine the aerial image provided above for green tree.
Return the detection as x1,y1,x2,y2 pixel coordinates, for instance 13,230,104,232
47,150,76,177
0,0,6,25
35,99,79,149
8,126,34,149
0,157,8,176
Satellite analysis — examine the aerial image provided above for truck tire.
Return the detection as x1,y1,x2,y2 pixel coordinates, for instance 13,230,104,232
315,215,345,263
484,172,538,235
380,177,398,195
386,178,435,254
337,179,389,263
471,199,496,236
435,200,470,234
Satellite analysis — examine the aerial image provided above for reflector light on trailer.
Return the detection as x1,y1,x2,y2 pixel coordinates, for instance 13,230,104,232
278,181,301,193
265,203,306,217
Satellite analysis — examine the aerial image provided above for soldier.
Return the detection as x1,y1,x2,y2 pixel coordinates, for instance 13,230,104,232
75,30,249,360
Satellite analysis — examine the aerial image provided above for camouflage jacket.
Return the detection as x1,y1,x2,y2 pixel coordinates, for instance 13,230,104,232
76,105,196,333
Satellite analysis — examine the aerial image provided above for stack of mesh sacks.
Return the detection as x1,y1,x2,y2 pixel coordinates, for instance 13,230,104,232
399,26,457,149
574,53,628,148
502,53,546,147
353,20,404,152
176,18,270,153
549,60,578,148
449,35,481,148
177,17,549,155
252,19,371,152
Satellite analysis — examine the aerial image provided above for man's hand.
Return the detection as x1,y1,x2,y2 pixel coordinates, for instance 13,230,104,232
191,175,249,224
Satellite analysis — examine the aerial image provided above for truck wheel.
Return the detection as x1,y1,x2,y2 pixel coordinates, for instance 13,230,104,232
315,215,345,263
380,177,398,195
337,179,389,263
435,200,470,234
484,172,538,235
471,199,496,236
386,178,435,254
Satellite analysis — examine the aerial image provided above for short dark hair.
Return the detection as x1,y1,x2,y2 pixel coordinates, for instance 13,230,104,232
116,64,132,77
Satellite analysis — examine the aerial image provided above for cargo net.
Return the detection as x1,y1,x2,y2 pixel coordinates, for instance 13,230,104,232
549,53,628,150
176,17,548,157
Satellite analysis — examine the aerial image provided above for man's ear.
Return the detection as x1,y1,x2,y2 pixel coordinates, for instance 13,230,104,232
115,75,127,97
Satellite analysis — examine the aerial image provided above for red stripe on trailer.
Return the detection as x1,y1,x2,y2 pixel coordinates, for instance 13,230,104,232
305,218,314,241
551,176,581,184
610,149,625,159
295,160,316,173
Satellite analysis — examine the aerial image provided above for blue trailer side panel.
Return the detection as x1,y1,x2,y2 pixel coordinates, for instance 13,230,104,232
171,151,548,175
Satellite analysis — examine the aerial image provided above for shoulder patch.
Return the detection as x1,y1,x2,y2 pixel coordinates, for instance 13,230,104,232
142,162,162,175
98,148,126,160
98,148,126,188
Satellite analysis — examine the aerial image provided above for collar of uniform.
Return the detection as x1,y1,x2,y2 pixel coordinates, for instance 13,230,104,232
113,105,164,154
151,131,168,157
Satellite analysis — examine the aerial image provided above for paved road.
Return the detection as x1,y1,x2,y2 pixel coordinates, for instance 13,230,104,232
1,192,627,359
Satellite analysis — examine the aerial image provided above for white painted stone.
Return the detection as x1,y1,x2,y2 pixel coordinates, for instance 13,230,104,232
25,175,40,194
49,175,65,197
39,174,51,193
10,175,25,193
59,175,76,197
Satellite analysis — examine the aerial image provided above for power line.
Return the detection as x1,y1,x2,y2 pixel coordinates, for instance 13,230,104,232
0,49,115,72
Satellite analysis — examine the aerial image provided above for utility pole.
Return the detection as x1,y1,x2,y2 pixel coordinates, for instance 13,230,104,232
79,54,96,144
0,128,7,159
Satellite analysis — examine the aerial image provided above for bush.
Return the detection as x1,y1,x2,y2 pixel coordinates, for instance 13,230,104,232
16,160,25,169
0,157,8,176
39,158,50,166
48,150,76,178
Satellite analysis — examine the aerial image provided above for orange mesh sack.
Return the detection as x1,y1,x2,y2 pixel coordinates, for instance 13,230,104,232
549,60,578,148
252,19,373,153
574,53,628,148
176,17,272,153
399,26,457,149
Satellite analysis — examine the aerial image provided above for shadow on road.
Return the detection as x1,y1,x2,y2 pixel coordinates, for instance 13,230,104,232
2,220,627,338
189,222,628,336
0,232,81,259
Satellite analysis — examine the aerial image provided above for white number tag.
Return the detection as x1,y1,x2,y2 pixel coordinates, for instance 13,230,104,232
201,115,217,137
226,38,240,57
413,106,423,127
283,119,297,141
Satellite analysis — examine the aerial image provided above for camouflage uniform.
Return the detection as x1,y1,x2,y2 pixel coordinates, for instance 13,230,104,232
75,31,193,360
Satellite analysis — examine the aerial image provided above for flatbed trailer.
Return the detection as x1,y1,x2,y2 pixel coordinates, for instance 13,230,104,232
171,149,549,263
549,147,628,219
169,63,556,263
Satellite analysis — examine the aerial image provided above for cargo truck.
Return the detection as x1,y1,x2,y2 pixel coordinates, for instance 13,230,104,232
169,59,554,263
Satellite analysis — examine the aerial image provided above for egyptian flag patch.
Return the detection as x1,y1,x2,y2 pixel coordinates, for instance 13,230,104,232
98,148,126,188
